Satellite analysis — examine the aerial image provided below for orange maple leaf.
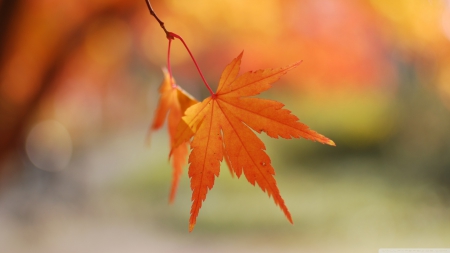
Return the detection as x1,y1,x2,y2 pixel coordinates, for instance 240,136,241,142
148,68,197,203
174,52,335,231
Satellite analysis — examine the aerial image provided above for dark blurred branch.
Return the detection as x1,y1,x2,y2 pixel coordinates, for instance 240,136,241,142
0,0,22,171
0,7,127,173
0,0,20,66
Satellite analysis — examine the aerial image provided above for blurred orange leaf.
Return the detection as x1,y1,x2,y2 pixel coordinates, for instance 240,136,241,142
148,69,197,203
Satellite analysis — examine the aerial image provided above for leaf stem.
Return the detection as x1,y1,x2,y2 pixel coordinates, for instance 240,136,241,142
145,0,214,96
167,37,176,88
169,32,214,96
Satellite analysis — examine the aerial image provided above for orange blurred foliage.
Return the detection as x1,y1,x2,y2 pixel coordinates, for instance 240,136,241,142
1,0,450,175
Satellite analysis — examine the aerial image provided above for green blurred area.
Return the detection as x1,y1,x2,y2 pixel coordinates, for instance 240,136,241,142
1,0,450,252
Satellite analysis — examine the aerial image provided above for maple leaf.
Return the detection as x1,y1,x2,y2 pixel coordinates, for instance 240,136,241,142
148,68,197,203
173,52,335,231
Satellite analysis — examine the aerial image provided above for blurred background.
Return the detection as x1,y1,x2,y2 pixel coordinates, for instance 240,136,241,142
1,0,450,252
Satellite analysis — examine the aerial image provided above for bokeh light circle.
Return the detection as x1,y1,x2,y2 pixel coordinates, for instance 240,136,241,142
25,120,73,172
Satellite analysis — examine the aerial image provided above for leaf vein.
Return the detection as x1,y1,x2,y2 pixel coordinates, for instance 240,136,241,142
216,101,276,194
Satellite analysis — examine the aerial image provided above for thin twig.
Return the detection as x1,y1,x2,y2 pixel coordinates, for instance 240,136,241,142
145,0,213,96
145,0,172,38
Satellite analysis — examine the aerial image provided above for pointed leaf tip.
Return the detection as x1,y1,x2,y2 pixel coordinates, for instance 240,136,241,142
327,139,336,146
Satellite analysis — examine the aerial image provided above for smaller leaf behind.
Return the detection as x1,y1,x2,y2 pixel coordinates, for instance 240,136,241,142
148,69,198,203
